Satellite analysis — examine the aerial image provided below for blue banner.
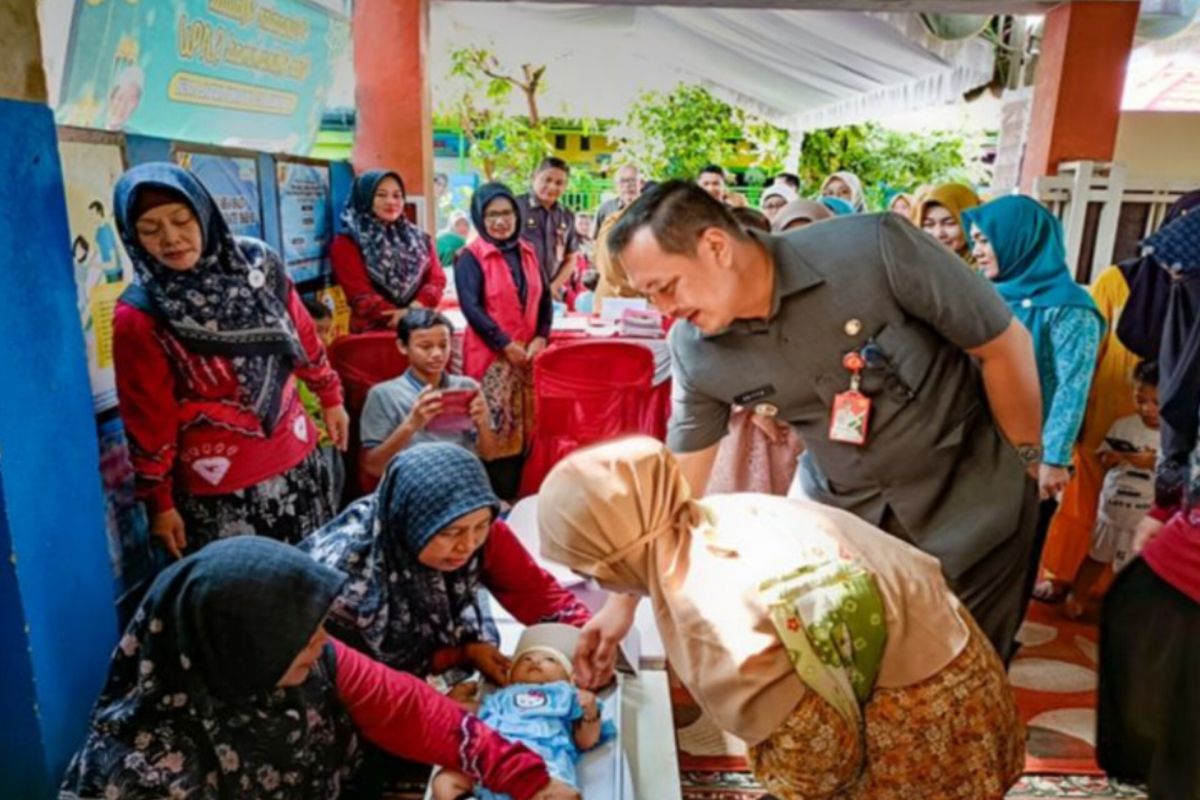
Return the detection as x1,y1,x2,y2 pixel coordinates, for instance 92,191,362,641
56,0,350,153
277,160,331,283
175,151,263,239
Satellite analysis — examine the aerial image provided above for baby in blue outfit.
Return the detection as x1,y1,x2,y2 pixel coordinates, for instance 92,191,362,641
433,624,614,800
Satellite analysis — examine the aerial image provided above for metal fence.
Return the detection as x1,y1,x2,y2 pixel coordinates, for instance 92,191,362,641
562,182,767,213
1032,160,1198,284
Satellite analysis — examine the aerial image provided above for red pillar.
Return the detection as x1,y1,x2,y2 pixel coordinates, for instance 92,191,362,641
352,0,434,230
1020,1,1140,190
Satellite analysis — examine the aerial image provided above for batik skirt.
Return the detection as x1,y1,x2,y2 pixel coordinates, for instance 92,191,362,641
177,448,335,553
747,615,1025,800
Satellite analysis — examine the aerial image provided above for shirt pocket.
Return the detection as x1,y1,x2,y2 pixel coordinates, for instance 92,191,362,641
869,320,936,402
810,320,938,437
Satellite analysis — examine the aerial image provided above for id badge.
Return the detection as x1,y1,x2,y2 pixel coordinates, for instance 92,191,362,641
829,390,871,445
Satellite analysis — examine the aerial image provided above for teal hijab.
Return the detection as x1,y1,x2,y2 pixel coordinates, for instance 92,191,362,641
963,195,1101,350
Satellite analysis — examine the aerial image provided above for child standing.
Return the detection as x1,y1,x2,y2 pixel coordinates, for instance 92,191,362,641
301,298,346,510
1066,361,1161,617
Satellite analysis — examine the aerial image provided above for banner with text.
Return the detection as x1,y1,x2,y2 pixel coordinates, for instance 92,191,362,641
277,159,332,283
56,0,350,153
176,151,264,239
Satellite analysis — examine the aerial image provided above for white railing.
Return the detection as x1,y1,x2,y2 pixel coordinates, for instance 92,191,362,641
1032,161,1197,283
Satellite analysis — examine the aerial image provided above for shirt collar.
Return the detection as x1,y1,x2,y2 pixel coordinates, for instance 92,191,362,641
404,368,447,390
707,230,824,338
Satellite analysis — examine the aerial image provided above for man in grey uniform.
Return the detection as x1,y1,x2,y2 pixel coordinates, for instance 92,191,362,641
605,181,1045,662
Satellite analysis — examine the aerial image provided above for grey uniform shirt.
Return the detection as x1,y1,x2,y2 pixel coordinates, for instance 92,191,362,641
517,193,579,286
668,214,1025,579
361,370,480,453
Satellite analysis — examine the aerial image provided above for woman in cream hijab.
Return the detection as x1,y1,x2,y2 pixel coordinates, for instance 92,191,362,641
820,171,866,212
539,437,1024,800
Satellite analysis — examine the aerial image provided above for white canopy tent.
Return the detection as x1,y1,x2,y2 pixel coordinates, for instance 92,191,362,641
430,2,996,131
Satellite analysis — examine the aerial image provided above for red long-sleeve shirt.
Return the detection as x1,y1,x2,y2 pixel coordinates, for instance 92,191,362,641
330,233,446,333
431,520,592,673
112,287,343,515
333,638,550,799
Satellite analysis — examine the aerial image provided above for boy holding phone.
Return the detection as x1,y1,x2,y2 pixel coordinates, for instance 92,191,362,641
361,309,500,477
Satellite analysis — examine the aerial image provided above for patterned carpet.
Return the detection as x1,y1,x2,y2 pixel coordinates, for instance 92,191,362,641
1012,604,1105,775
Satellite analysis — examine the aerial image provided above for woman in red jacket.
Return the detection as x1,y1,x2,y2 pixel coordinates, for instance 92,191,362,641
331,170,446,332
301,442,590,684
61,537,579,800
112,163,349,559
455,182,552,499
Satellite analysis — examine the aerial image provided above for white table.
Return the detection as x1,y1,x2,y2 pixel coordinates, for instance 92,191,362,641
484,496,681,799
444,309,672,387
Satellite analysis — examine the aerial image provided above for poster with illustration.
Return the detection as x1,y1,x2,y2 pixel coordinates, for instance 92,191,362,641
55,0,351,153
277,160,332,283
57,137,132,413
175,151,263,239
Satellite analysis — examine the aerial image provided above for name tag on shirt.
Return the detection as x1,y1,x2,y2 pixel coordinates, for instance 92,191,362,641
829,390,871,446
734,384,775,406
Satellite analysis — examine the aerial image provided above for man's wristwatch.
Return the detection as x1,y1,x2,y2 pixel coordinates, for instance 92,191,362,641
1015,443,1043,469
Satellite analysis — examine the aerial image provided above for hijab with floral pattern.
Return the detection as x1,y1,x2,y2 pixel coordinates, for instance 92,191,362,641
300,443,501,674
114,162,307,432
341,169,432,308
60,537,357,799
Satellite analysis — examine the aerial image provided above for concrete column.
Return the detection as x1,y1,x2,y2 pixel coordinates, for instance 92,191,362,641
0,2,117,796
352,0,435,231
1020,1,1141,189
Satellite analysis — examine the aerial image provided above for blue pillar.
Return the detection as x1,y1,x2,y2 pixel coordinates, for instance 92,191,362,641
0,99,117,797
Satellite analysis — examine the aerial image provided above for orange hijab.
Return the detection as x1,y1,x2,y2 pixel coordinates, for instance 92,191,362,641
912,182,982,263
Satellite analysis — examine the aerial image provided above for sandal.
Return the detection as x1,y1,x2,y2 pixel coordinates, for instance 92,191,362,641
1032,579,1069,604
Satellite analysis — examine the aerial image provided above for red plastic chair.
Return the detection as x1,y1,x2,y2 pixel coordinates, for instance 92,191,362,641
327,332,408,498
518,340,655,497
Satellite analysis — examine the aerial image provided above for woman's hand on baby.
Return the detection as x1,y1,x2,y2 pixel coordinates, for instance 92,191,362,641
465,642,511,686
573,594,638,689
447,680,479,706
530,778,582,800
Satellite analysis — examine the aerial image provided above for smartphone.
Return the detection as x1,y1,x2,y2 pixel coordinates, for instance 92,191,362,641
1104,437,1138,454
426,388,477,433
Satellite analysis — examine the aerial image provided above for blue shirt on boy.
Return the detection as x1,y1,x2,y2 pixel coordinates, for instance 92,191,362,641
360,369,479,453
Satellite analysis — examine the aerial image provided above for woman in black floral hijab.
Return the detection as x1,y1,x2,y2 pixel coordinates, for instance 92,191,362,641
61,537,578,800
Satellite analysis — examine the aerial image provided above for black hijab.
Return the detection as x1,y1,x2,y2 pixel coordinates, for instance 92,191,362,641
1150,209,1200,509
61,538,359,799
470,182,524,250
1117,190,1200,360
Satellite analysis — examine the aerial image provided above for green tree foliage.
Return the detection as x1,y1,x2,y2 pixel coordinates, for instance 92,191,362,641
615,84,789,180
440,47,554,185
799,123,984,211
